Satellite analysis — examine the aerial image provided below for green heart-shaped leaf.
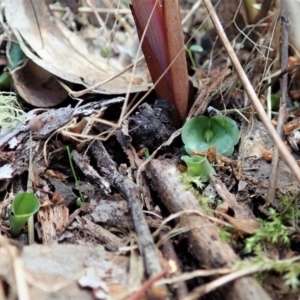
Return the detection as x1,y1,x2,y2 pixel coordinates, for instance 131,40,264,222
182,115,240,157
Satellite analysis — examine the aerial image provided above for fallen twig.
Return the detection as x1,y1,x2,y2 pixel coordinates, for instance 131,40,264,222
146,159,271,300
90,140,163,278
159,231,189,298
126,270,167,300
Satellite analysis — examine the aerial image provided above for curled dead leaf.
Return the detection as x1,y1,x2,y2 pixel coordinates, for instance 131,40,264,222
6,0,150,98
216,211,260,235
11,59,68,107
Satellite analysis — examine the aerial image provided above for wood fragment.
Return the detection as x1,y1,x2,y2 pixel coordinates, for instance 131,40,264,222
159,231,189,299
37,205,69,245
71,149,111,196
187,68,231,119
127,270,167,300
146,159,271,300
90,140,163,277
80,217,125,251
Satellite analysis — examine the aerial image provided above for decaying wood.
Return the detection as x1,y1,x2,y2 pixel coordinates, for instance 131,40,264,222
79,216,125,251
90,140,163,277
159,231,189,299
37,205,69,245
146,159,271,300
82,200,169,231
71,149,111,196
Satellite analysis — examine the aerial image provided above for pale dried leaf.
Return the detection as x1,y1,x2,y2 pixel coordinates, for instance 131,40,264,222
5,0,150,95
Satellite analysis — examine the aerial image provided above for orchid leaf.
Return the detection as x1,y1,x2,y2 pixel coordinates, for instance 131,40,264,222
10,192,40,236
189,45,203,53
182,116,240,157
181,155,216,181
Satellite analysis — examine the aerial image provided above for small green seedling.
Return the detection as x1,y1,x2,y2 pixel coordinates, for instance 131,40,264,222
66,146,84,206
185,44,203,68
100,46,110,58
181,155,216,182
182,115,240,157
144,148,150,159
10,192,40,237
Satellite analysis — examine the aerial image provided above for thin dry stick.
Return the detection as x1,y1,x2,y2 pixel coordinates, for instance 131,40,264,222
183,265,262,300
86,0,110,38
266,1,289,205
202,0,300,184
27,131,35,245
126,270,167,300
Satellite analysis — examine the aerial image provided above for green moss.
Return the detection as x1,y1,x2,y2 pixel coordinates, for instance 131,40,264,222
0,92,25,129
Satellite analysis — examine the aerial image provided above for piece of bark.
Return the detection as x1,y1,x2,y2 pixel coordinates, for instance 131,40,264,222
85,200,169,231
159,231,188,299
80,217,125,251
37,204,69,245
48,177,78,206
71,150,111,196
90,140,163,277
146,159,271,300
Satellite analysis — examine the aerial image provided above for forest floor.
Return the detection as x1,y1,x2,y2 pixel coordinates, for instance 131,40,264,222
0,1,300,300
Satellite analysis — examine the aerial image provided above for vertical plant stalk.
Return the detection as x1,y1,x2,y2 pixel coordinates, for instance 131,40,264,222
131,0,190,124
27,131,34,244
66,146,84,204
163,0,190,122
266,1,289,205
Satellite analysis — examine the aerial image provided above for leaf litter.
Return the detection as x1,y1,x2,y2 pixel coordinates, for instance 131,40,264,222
1,1,300,300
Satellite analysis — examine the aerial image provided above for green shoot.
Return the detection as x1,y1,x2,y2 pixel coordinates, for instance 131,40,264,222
100,47,110,58
185,44,203,68
181,155,216,182
10,192,40,237
0,42,25,88
66,146,84,206
144,148,150,159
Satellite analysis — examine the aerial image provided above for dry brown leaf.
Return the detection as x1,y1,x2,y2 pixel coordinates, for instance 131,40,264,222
6,0,150,97
11,59,68,107
216,211,260,235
